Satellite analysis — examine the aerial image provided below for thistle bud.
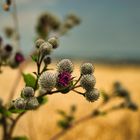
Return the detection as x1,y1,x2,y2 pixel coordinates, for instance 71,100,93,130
67,14,81,25
43,56,51,65
22,87,35,98
64,19,74,29
48,37,59,49
57,59,73,73
127,101,138,111
39,42,53,55
80,63,94,75
4,44,13,52
26,97,39,110
80,74,96,91
35,38,45,48
14,98,26,109
1,44,13,59
85,88,100,102
38,71,56,91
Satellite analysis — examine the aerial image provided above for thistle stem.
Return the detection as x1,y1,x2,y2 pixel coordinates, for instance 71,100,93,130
71,75,82,90
72,89,85,96
50,104,123,140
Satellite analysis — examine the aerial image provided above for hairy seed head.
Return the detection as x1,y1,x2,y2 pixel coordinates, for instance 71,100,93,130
38,72,56,91
85,88,100,102
57,59,73,73
80,63,94,75
80,74,96,91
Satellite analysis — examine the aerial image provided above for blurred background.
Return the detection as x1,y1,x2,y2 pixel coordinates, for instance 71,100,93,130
0,0,140,62
0,0,140,140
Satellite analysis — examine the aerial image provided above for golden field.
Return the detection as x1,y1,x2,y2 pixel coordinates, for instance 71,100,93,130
0,61,140,140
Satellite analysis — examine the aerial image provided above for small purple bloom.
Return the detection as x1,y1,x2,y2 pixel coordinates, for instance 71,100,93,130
58,71,72,87
15,52,24,63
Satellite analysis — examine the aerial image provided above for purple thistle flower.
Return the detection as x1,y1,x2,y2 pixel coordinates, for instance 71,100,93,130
58,71,72,87
15,52,24,64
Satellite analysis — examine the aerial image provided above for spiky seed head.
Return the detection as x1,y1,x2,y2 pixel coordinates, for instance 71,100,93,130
35,38,45,48
85,88,100,102
48,37,59,49
80,63,94,75
26,97,39,110
22,87,35,98
38,71,56,91
14,98,26,109
39,42,53,55
80,74,96,91
57,59,73,73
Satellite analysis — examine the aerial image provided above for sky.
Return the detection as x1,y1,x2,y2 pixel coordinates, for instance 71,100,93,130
0,0,140,61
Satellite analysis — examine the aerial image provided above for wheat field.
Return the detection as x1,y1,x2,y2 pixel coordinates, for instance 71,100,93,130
0,61,140,140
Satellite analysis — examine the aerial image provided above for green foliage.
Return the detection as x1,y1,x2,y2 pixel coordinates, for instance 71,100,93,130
70,105,77,113
101,90,109,103
57,120,70,129
8,106,26,114
57,110,67,117
31,55,38,62
57,105,76,129
22,73,37,89
0,107,12,117
37,96,48,105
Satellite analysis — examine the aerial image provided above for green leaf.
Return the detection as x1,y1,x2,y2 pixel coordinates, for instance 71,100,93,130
22,73,36,89
67,115,74,122
8,106,26,114
101,90,109,102
37,96,48,105
12,136,28,140
57,120,69,129
31,55,38,62
57,110,67,117
0,107,12,117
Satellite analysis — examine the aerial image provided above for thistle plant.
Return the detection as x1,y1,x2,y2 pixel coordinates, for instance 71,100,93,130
0,36,24,72
36,12,81,39
0,0,81,109
0,1,138,140
0,36,99,140
50,82,138,140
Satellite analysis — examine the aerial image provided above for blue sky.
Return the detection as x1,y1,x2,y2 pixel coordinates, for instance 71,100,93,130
0,0,140,61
